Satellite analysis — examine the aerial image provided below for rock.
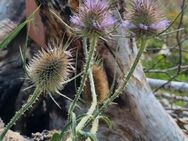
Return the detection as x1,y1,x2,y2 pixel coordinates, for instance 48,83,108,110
0,28,25,123
32,130,59,141
0,0,24,22
0,118,4,129
160,98,170,107
0,129,29,141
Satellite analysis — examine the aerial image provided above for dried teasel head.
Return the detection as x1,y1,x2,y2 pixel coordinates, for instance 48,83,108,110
68,0,79,12
26,45,74,93
83,63,109,104
122,0,169,36
70,0,116,37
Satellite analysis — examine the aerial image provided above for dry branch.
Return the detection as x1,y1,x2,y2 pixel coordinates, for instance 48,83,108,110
147,78,188,92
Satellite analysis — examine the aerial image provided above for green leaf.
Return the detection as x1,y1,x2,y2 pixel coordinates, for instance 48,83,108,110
98,115,112,129
0,19,32,50
0,5,41,50
71,112,77,141
59,114,88,139
79,130,99,141
50,133,61,141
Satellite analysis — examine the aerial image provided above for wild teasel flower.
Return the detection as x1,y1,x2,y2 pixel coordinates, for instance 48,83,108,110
122,0,169,36
27,46,74,93
70,0,115,37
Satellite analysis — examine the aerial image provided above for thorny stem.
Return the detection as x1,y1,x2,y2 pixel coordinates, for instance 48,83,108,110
85,118,99,141
76,67,97,131
64,37,147,136
67,36,98,141
79,37,147,125
100,37,146,111
68,36,98,119
0,87,42,141
68,37,94,117
62,36,147,138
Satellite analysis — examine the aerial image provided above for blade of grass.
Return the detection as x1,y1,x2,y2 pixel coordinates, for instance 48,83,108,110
0,5,41,50
0,19,32,50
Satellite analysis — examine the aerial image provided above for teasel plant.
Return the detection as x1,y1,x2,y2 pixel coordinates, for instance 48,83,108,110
82,61,109,141
83,62,109,105
89,0,170,122
122,0,170,37
62,0,116,140
0,41,74,140
49,0,170,140
45,0,115,140
68,0,115,113
66,0,170,139
0,0,171,140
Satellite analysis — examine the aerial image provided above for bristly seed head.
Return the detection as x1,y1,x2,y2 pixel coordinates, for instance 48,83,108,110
83,64,109,104
27,46,73,93
122,0,170,36
70,0,116,37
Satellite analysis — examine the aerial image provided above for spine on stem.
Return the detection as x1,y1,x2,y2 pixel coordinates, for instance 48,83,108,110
76,36,98,131
0,87,42,140
68,36,97,117
67,36,98,141
100,38,146,112
86,118,99,141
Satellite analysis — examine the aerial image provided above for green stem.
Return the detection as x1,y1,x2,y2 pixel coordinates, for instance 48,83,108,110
76,36,98,130
75,66,97,131
100,38,146,111
62,38,147,137
100,38,146,110
85,118,99,141
0,87,42,141
68,36,97,118
66,36,98,141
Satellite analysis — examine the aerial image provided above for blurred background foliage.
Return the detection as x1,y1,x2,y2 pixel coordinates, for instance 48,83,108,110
143,0,188,83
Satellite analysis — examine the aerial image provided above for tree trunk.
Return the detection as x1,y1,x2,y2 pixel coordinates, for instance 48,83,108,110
95,28,188,141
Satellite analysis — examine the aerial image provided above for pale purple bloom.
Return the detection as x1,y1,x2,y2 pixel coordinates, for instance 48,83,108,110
71,16,84,27
134,0,152,10
121,21,136,29
139,24,149,31
150,20,170,31
100,13,115,28
123,0,170,36
70,0,115,36
121,20,169,35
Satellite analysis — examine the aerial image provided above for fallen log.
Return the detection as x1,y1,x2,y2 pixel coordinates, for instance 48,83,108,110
147,78,188,92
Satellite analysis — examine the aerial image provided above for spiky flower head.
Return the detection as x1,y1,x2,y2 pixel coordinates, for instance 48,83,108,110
27,46,73,93
83,64,109,104
122,0,169,36
70,0,115,37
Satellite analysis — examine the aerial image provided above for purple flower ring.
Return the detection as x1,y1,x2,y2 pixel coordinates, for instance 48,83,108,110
70,0,116,37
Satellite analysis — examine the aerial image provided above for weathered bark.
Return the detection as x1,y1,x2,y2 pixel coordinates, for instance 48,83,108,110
95,28,188,140
0,0,24,23
0,0,188,141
